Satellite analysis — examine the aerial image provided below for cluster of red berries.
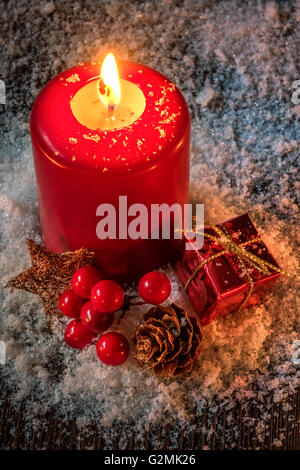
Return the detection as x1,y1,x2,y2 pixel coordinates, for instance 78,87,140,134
59,266,172,367
59,266,128,366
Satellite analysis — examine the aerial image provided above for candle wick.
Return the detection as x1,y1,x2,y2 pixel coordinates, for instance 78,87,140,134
98,77,106,96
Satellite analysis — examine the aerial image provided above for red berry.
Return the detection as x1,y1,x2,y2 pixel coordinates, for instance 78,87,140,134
64,318,97,349
58,289,85,318
91,280,124,313
138,271,171,305
80,301,115,333
72,266,102,299
96,332,129,366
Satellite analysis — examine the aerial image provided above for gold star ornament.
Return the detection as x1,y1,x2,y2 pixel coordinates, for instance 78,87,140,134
6,239,95,318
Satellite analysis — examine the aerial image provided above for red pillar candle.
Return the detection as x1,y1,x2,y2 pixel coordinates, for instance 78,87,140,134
30,56,190,281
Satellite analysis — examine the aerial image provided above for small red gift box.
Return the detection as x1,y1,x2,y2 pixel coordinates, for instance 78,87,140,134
176,213,281,325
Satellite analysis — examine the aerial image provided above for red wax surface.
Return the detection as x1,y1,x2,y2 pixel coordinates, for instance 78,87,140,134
30,61,190,281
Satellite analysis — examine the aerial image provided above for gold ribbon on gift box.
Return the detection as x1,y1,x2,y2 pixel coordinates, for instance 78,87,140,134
183,222,296,313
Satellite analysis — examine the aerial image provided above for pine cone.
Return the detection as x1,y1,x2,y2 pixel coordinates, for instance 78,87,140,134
134,303,202,376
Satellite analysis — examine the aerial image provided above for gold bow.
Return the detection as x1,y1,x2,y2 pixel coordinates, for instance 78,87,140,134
184,223,295,313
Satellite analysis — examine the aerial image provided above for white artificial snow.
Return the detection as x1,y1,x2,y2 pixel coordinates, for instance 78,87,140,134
40,2,56,16
0,0,299,449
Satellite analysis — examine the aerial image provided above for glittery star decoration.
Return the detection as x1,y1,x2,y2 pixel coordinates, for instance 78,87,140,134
6,239,95,321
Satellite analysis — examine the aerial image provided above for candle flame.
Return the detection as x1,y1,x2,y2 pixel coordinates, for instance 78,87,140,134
98,53,121,113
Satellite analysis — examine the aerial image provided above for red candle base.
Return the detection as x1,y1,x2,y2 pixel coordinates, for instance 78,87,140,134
30,60,190,281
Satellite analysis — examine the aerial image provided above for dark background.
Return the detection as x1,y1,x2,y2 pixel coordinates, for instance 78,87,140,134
0,0,299,450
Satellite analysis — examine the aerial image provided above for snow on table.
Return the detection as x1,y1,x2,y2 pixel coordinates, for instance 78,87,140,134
0,0,299,448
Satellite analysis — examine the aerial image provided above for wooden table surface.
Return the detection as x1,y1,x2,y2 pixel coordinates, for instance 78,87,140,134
0,388,299,450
